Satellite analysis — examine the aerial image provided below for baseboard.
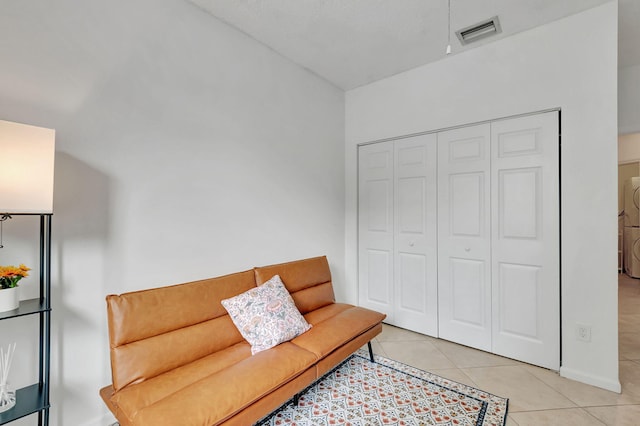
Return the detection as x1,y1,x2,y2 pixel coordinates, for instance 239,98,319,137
78,412,118,426
560,366,622,393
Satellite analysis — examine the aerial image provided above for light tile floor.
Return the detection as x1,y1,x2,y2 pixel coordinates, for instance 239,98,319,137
367,273,640,426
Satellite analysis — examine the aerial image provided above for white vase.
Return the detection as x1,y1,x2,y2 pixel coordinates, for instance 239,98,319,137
0,287,19,312
0,383,15,413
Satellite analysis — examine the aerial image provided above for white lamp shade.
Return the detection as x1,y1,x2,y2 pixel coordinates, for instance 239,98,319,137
0,120,55,214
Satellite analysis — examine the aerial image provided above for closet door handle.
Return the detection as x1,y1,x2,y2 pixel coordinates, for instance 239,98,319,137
465,247,471,252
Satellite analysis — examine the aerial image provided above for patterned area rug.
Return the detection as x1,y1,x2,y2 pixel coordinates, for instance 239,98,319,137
257,351,508,426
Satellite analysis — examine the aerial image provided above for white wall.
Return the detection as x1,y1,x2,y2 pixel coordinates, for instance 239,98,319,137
346,2,619,392
0,0,344,425
619,64,640,134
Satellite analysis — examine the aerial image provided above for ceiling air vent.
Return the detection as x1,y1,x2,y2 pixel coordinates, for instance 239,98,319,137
455,16,502,45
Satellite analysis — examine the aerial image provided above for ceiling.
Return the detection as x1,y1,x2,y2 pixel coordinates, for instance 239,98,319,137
189,0,639,90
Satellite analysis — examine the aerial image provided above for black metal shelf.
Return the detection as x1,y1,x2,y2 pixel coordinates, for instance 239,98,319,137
0,299,49,321
0,214,51,425
0,384,49,425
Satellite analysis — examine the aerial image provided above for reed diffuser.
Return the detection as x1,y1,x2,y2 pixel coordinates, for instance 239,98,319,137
0,343,16,413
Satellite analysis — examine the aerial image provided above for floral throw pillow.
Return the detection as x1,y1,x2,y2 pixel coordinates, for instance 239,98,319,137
221,274,311,355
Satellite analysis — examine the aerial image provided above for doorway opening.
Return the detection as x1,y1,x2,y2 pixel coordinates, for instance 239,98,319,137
618,132,640,368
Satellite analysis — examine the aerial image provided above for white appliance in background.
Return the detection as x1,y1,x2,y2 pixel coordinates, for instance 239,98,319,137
624,177,640,278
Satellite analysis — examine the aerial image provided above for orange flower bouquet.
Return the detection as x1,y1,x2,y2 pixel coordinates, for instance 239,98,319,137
0,265,30,290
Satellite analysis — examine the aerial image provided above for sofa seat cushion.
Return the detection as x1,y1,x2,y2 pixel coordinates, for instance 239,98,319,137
302,303,352,325
291,303,386,359
115,342,317,426
112,342,251,423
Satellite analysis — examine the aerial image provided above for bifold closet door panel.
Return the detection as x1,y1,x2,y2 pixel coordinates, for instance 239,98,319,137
358,135,438,335
358,141,395,319
437,124,492,351
393,134,438,336
491,112,560,370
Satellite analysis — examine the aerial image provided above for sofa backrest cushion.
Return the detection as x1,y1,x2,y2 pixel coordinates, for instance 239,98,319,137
106,269,256,391
254,256,335,315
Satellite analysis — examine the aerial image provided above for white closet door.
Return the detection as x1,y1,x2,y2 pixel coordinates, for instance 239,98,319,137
393,134,438,336
491,112,560,370
358,141,394,319
437,124,492,351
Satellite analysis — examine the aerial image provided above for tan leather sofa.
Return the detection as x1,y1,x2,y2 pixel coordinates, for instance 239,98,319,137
99,256,386,425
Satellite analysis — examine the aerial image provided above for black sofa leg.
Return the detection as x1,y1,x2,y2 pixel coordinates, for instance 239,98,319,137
293,393,300,406
368,341,375,362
